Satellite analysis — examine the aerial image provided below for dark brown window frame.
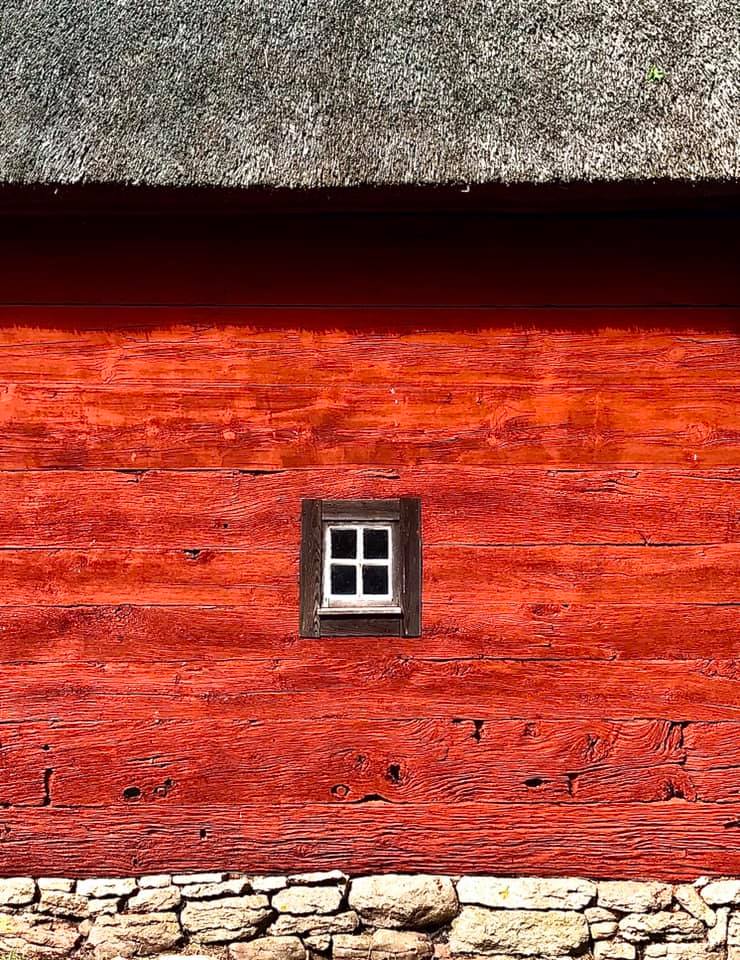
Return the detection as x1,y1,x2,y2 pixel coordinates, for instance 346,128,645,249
300,498,421,637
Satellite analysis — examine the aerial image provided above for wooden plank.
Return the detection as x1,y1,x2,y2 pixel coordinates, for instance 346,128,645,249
0,468,736,549
0,213,737,306
0,383,737,468
0,308,737,386
684,724,740,802
2,602,736,663
400,497,422,637
0,725,49,807
299,499,322,638
1,802,740,878
322,500,401,521
4,718,697,808
318,614,402,638
1,658,740,722
0,544,735,606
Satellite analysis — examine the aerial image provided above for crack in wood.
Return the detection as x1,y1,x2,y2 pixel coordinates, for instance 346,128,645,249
42,768,53,806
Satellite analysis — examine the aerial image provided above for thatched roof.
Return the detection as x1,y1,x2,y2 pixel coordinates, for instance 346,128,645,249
1,1,738,187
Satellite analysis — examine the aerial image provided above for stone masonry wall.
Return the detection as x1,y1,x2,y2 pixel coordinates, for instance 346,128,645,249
1,873,740,960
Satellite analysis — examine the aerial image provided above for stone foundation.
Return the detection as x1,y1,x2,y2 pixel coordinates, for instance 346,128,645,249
1,873,739,960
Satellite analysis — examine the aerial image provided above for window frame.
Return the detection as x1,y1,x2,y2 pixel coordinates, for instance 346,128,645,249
299,498,421,637
321,522,399,612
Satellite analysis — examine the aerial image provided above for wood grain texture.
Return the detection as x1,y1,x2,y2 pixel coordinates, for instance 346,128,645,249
2,658,740,723
299,499,322,638
2,802,740,879
5,718,718,808
0,308,737,386
0,382,737,469
0,468,736,548
400,497,422,637
2,603,737,663
0,212,738,876
0,544,735,605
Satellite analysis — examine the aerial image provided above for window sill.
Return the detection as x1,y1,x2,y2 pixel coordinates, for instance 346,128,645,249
318,605,402,616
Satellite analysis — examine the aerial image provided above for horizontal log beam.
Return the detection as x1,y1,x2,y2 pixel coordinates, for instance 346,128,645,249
0,468,736,548
1,802,739,878
9,717,738,808
2,603,737,663
0,383,737,469
2,658,740,722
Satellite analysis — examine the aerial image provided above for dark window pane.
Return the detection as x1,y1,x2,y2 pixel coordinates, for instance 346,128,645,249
331,564,356,595
364,528,389,559
362,565,389,595
331,528,357,559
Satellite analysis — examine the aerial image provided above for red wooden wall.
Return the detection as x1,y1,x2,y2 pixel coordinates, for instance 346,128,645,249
0,209,738,879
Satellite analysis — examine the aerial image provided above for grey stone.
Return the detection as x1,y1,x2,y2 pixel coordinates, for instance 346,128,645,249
37,890,89,919
702,881,740,906
457,877,595,911
273,885,344,915
587,908,619,923
181,895,272,943
645,946,719,960
173,872,227,884
305,933,332,952
595,943,637,960
271,910,360,938
88,898,121,914
444,956,561,960
252,876,288,894
619,912,704,943
231,935,306,960
449,907,589,956
349,875,458,930
128,885,182,912
0,912,80,957
598,881,673,913
334,930,434,960
157,956,213,960
181,879,251,900
708,907,729,949
78,877,137,898
289,870,348,885
674,885,716,926
38,878,75,893
0,877,36,906
87,911,181,959
138,874,172,889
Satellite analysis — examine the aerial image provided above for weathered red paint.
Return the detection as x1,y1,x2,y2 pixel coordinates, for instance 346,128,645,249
0,212,738,877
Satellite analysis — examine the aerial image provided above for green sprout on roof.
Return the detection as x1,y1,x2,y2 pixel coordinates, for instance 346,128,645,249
646,64,666,83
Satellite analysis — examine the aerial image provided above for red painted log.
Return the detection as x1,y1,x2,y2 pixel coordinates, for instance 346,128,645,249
3,601,738,663
1,658,740,722
0,544,736,605
3,717,705,808
0,468,736,548
0,308,737,386
2,602,737,663
0,383,737,469
1,802,740,878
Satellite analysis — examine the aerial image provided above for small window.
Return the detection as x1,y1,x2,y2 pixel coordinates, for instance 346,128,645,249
324,523,395,608
300,498,421,637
